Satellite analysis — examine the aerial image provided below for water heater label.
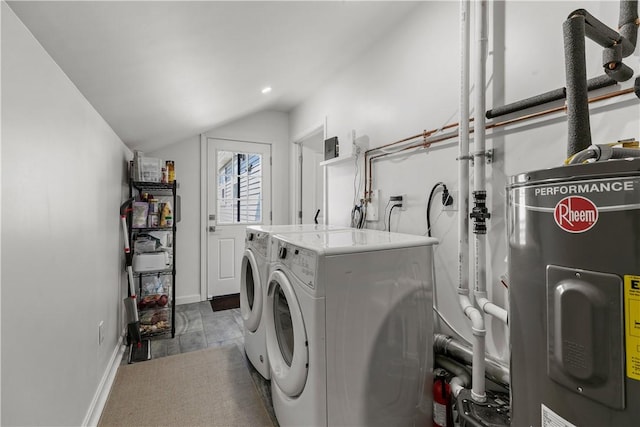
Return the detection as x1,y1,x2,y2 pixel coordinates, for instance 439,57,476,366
534,179,634,196
553,196,598,233
514,177,640,218
624,275,640,381
541,404,577,427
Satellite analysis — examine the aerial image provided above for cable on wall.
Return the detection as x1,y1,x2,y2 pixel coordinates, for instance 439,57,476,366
387,203,401,232
350,140,368,229
426,182,453,237
382,200,392,231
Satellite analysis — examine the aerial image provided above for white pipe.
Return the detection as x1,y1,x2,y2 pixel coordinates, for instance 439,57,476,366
434,334,510,386
471,0,489,403
457,0,488,403
477,297,508,324
456,2,506,401
473,0,488,300
458,0,470,302
470,0,508,331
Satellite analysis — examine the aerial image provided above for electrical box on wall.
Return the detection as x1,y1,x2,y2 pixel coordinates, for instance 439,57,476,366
324,136,339,161
367,189,380,221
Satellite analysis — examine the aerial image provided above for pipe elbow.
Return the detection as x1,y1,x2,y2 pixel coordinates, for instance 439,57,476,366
435,355,471,397
568,9,587,20
466,309,486,335
457,294,485,334
604,61,635,82
450,378,467,398
477,297,509,324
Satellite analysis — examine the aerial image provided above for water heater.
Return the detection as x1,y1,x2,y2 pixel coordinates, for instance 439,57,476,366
507,159,640,426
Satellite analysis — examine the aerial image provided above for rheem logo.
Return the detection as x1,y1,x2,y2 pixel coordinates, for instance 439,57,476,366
553,196,598,233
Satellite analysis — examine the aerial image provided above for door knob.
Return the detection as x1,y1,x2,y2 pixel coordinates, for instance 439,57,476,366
209,226,216,232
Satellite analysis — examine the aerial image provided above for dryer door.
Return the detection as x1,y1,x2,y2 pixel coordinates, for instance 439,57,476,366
265,269,308,397
240,249,262,332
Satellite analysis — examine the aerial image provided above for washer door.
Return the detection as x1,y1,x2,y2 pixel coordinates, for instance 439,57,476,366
266,269,308,397
240,249,262,332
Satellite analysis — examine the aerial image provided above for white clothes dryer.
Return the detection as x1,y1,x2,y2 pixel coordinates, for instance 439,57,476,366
241,224,347,379
265,229,437,427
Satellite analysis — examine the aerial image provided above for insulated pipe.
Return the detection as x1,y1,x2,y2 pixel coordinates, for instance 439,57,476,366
434,334,510,387
435,355,471,398
619,1,639,56
564,14,592,156
568,144,640,164
486,87,566,119
485,74,617,119
564,1,639,157
572,6,638,56
573,8,635,53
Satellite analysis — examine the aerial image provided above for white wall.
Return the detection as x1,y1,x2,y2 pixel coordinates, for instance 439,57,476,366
149,110,289,304
146,137,201,305
1,4,131,425
289,1,640,361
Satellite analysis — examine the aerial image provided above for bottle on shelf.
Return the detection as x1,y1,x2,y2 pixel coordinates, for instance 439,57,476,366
160,202,173,227
166,161,175,183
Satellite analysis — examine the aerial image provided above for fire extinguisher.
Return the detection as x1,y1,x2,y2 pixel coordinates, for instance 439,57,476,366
433,369,453,427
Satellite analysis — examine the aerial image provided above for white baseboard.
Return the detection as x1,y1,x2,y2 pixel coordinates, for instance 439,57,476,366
176,293,203,306
83,331,126,427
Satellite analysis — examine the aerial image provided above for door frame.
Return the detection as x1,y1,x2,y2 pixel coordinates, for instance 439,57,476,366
290,120,327,226
199,135,273,301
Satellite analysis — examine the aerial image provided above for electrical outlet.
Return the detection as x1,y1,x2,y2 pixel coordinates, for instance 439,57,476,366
399,193,407,211
389,194,407,211
442,190,458,211
99,321,104,345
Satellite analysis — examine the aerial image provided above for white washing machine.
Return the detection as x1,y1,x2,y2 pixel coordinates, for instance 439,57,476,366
241,224,347,379
265,228,437,426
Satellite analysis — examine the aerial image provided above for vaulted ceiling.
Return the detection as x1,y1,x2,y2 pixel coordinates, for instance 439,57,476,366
8,1,419,151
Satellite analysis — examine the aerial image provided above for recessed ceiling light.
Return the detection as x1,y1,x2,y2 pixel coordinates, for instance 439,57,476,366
261,87,272,94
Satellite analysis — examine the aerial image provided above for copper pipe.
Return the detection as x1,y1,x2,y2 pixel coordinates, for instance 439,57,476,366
367,133,459,196
365,119,473,156
365,119,475,197
364,87,635,200
366,132,428,156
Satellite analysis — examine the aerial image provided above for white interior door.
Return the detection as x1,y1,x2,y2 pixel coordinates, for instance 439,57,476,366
300,130,325,224
207,138,271,298
301,146,324,224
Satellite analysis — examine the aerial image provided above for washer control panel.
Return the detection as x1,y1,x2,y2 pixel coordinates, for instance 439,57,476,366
274,241,317,289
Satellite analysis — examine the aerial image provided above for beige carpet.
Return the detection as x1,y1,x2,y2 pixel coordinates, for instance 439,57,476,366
99,346,274,427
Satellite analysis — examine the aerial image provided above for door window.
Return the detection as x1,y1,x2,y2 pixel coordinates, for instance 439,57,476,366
273,283,294,366
217,151,263,224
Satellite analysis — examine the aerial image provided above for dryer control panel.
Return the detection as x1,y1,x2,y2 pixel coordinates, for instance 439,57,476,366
274,241,317,289
246,231,269,259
